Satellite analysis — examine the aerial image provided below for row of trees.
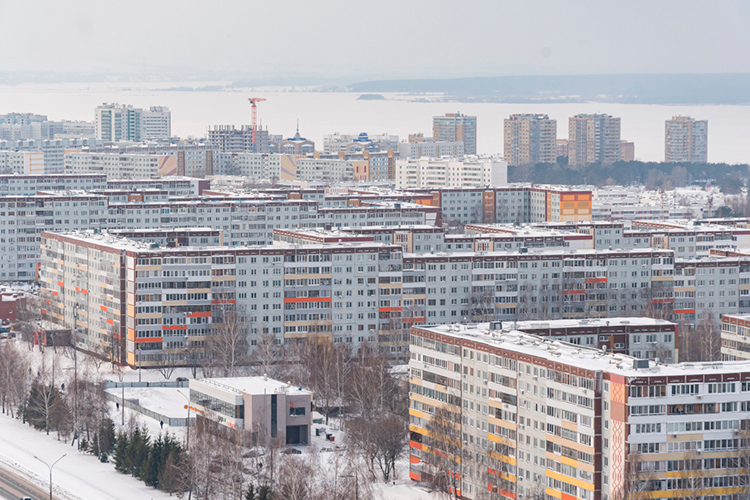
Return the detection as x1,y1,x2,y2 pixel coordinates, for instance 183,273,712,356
509,160,749,191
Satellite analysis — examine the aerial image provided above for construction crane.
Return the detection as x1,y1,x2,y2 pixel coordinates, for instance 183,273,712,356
247,97,266,145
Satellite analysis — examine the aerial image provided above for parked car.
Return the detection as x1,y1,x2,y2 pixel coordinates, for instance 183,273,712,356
176,377,189,382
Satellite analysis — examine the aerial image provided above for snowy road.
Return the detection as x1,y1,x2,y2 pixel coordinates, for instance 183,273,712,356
0,465,47,500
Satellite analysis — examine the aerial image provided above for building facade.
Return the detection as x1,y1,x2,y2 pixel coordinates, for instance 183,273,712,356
95,103,144,142
189,377,312,444
665,116,708,163
568,114,621,167
409,322,750,500
143,106,172,140
396,157,507,190
433,113,477,155
503,114,557,166
206,125,270,154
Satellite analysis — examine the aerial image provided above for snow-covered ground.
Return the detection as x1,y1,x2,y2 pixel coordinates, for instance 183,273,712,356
105,386,191,419
5,339,436,499
0,413,176,500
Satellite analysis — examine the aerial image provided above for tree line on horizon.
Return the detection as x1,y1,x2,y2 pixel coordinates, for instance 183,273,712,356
509,159,749,193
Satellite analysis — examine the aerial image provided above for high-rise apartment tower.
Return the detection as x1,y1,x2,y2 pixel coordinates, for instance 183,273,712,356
568,114,621,167
503,114,557,166
433,112,477,155
665,116,707,163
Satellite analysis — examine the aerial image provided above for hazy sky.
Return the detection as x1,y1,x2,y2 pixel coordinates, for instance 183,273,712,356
2,0,749,82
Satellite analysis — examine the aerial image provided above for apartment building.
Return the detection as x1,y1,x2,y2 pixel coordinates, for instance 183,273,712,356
672,256,750,325
0,138,104,174
0,193,440,281
323,132,399,154
95,103,143,142
620,140,635,161
64,151,162,178
503,114,557,166
107,177,208,196
0,193,108,280
40,231,405,365
433,113,477,155
665,116,708,163
568,114,621,167
142,106,172,140
0,173,107,195
395,157,507,190
417,186,592,225
85,142,216,177
409,322,750,500
401,248,674,326
0,150,44,174
461,225,593,251
500,317,677,362
346,225,446,253
720,314,750,361
206,125,271,154
398,139,465,160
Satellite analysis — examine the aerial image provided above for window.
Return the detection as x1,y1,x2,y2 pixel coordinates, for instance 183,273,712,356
290,406,306,417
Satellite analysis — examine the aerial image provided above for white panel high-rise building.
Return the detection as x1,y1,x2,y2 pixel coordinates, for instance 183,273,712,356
143,106,171,140
95,104,171,142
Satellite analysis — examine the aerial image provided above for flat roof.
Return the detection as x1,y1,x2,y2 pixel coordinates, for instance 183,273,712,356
42,230,395,254
506,317,676,330
199,376,311,396
414,322,750,378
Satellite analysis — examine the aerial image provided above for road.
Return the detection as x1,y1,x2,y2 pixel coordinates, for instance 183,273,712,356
0,465,50,500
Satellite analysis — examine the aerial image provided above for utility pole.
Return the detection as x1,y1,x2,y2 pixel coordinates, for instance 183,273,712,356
176,390,192,500
72,305,79,445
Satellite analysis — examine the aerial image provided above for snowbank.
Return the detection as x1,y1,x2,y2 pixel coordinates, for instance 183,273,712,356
0,414,176,500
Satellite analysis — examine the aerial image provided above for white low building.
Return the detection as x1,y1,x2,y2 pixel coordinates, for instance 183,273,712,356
189,376,312,445
395,156,507,189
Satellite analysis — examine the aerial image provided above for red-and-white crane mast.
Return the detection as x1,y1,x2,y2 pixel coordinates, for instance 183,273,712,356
247,97,266,145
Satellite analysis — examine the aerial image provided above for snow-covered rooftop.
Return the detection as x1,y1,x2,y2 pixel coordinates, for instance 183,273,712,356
197,376,311,396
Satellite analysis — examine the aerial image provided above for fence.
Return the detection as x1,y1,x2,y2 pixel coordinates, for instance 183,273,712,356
103,380,189,390
104,384,195,427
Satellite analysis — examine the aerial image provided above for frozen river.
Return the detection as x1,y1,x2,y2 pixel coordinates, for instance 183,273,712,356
1,82,749,164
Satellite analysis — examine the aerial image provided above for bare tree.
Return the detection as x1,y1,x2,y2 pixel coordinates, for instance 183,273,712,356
347,413,407,483
348,344,401,417
469,286,496,322
250,329,283,380
423,405,462,500
209,309,249,377
157,358,178,380
0,340,31,418
695,310,721,361
301,339,349,425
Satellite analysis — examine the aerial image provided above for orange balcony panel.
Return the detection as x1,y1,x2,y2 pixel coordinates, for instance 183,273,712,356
379,307,403,313
136,337,162,343
674,308,695,315
284,297,332,303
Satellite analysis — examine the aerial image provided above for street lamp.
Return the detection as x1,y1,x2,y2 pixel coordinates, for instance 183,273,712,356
34,454,66,500
176,389,192,500
72,305,79,444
